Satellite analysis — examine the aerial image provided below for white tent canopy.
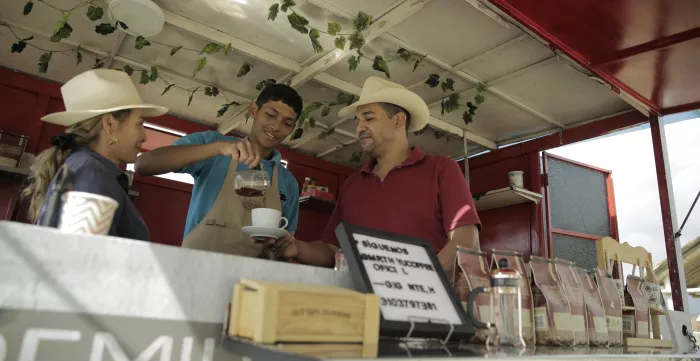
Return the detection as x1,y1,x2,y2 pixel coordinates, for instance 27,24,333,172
0,0,638,168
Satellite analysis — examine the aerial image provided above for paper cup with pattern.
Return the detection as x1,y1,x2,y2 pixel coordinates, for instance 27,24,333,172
58,191,119,235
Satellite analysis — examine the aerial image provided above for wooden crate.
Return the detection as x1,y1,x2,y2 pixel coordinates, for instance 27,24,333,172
228,279,380,349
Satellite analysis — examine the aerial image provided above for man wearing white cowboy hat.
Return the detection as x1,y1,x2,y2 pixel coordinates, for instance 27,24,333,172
267,76,481,274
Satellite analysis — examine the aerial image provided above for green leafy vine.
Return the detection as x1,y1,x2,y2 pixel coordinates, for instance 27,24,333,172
18,0,253,80
289,92,357,141
265,4,489,130
267,2,381,77
12,0,489,163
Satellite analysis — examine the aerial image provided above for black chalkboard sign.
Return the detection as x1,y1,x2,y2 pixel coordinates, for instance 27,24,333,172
335,222,475,341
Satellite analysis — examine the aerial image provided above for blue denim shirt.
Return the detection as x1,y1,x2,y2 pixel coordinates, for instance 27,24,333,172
38,147,150,241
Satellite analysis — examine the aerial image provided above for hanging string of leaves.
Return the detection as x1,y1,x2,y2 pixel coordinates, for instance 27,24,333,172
5,21,248,118
17,0,254,80
10,1,261,118
267,2,379,76
289,92,357,141
265,4,489,128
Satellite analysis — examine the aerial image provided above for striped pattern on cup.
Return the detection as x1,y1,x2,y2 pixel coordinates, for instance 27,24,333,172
58,191,119,235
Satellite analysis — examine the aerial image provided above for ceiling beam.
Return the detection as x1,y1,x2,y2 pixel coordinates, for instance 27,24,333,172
290,118,354,150
453,34,529,70
316,138,359,158
163,11,302,73
383,34,564,128
589,27,700,67
288,0,434,88
103,32,126,68
313,73,362,94
1,17,251,106
427,56,558,109
430,117,497,149
463,0,511,28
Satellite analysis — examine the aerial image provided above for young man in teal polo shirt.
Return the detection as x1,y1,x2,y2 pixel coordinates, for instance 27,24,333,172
135,84,302,256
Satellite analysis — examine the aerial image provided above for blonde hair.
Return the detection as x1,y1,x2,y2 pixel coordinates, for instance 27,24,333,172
23,110,131,222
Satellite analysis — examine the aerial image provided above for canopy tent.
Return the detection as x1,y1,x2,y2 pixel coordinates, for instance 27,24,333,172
0,0,637,168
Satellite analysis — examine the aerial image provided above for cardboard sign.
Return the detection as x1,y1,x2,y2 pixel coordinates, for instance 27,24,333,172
336,223,474,340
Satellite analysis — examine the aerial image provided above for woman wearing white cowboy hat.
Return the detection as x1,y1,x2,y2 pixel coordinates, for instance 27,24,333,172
23,69,168,241
265,77,481,275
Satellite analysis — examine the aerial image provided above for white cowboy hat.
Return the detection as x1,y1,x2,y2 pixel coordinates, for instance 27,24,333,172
338,76,429,132
41,69,168,126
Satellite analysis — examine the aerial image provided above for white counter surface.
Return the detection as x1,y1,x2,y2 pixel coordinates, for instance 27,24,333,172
0,222,695,361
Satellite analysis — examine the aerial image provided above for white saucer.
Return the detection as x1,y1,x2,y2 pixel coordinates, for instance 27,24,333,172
241,226,288,241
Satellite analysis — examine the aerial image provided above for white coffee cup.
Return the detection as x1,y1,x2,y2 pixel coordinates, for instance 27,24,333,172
508,171,524,188
59,191,119,235
251,208,288,229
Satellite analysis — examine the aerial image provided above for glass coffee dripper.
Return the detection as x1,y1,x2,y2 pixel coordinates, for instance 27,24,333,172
234,164,270,198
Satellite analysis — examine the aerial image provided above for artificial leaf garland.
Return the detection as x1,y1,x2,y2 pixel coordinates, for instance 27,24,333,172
288,92,357,141
135,36,151,50
75,45,83,64
37,52,52,73
217,101,241,117
309,29,322,53
425,74,440,88
14,0,490,161
94,23,116,35
349,151,363,164
86,5,103,21
11,36,33,53
204,86,220,97
5,16,250,119
237,61,253,77
23,1,34,15
392,46,489,126
317,127,335,140
371,56,390,78
267,3,373,72
255,79,277,91
268,4,279,21
18,0,253,81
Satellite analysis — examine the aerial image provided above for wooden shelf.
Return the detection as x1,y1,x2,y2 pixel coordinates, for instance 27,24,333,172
0,164,28,176
473,186,542,211
299,196,336,213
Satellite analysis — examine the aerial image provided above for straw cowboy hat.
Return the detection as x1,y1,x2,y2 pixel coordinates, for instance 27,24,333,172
338,76,429,132
42,69,168,126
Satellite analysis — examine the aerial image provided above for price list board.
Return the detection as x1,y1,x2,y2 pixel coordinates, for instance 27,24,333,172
336,223,475,340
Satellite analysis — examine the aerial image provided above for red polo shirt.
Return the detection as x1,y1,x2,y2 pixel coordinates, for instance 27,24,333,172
321,147,481,252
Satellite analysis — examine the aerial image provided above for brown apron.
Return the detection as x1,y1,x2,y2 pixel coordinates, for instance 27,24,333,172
181,158,282,257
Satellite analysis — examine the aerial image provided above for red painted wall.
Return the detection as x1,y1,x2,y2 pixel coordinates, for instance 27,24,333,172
459,152,542,259
0,67,355,245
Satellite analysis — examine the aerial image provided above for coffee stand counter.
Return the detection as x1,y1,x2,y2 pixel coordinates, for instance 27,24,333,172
0,222,690,361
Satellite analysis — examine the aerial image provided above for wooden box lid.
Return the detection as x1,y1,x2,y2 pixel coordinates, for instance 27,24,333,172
228,278,380,348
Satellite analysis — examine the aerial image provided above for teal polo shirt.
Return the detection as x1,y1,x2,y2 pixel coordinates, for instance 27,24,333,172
173,131,299,237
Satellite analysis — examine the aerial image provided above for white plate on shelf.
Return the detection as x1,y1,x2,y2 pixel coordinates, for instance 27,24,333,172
241,226,287,241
